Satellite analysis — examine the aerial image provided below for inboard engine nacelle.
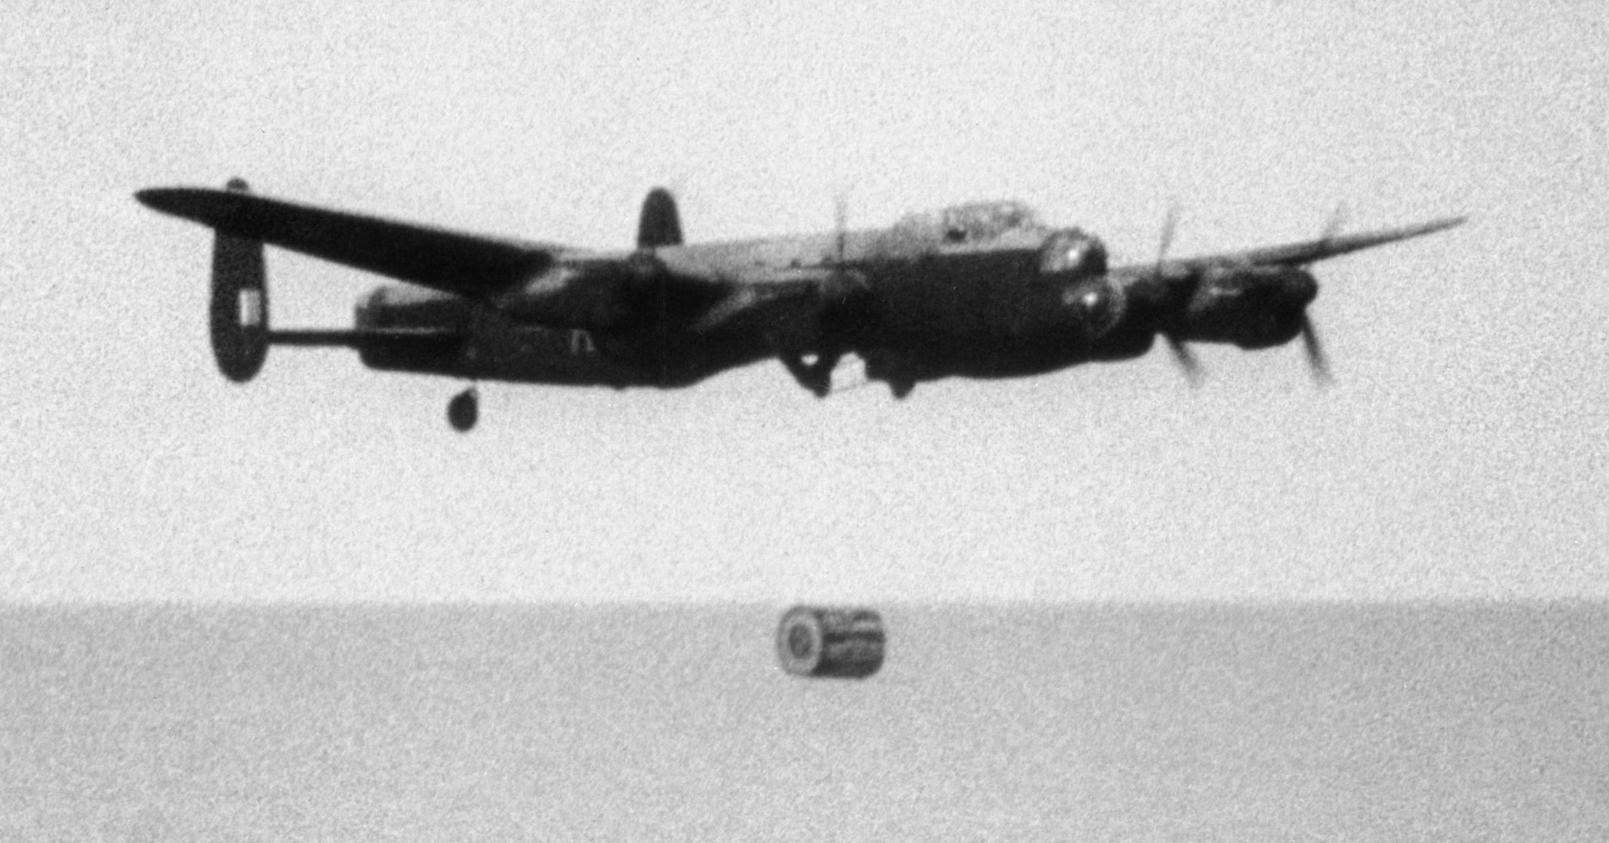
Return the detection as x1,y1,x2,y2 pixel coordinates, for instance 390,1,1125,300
1180,265,1319,349
493,256,662,330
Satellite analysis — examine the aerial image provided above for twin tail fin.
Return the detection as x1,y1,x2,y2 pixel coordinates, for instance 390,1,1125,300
636,187,683,249
210,178,268,382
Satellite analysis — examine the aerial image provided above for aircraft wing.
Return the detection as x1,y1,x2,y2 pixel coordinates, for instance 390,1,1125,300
135,186,568,298
1112,215,1467,279
687,266,846,343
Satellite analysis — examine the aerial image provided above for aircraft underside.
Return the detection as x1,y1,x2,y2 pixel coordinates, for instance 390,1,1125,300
348,317,781,430
354,321,771,390
868,324,1157,381
348,298,1165,426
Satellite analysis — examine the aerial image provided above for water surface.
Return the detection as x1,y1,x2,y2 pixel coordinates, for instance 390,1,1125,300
3,603,1605,841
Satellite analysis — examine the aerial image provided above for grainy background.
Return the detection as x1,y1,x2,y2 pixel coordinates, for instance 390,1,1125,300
4,0,1604,602
3,5,1606,838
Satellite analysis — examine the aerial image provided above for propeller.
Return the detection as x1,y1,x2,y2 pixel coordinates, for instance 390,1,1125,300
1298,203,1345,387
1299,313,1331,386
1319,203,1348,244
825,190,869,301
1156,204,1179,266
1154,205,1204,387
834,191,848,267
1167,334,1204,386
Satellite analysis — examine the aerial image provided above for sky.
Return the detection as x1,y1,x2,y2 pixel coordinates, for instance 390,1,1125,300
3,0,1605,602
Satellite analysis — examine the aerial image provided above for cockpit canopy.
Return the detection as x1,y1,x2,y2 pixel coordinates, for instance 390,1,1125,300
891,200,1046,246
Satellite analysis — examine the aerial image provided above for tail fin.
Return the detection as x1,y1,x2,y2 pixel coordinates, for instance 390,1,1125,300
210,177,269,382
636,187,683,249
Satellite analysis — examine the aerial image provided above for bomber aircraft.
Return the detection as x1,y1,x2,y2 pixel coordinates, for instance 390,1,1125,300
136,179,1463,432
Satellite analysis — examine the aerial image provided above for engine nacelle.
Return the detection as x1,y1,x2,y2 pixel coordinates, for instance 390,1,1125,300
1180,265,1317,349
493,257,659,329
776,605,885,679
209,178,268,382
356,284,474,331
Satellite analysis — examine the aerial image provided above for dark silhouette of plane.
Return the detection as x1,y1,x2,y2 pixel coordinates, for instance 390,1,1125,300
136,179,1463,431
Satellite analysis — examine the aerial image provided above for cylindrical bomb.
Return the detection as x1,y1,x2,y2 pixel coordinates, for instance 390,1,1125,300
776,605,885,679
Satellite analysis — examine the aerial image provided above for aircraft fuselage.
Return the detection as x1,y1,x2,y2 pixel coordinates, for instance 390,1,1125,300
134,179,1464,429
351,217,1139,391
354,284,776,388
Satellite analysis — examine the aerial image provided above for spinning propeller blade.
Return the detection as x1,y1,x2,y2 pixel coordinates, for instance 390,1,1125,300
1298,203,1344,386
1167,334,1204,387
1300,314,1332,386
1157,204,1179,269
834,192,848,266
1319,203,1348,245
1155,205,1202,386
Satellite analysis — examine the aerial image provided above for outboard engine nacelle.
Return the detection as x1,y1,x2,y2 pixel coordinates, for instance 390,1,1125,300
209,178,268,382
1182,265,1318,349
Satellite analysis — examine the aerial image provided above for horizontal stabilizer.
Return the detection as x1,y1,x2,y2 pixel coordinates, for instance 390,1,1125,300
269,327,463,350
137,186,565,298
